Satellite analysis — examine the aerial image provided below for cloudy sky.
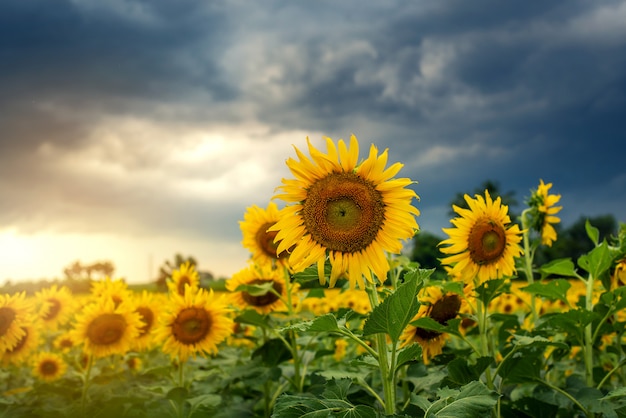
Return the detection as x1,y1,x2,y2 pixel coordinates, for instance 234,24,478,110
2,0,625,284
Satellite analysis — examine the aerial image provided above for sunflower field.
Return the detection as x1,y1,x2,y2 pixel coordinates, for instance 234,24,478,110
2,136,626,418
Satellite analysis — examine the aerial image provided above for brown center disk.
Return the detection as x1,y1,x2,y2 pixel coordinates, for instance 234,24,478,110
302,172,385,253
172,307,212,345
242,279,283,307
468,219,507,265
86,314,127,346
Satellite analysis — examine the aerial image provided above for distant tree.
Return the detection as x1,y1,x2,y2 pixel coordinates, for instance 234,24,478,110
448,180,519,222
62,260,116,280
410,231,444,270
155,253,198,290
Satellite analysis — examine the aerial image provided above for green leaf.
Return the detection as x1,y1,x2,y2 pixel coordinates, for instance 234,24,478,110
292,263,332,285
509,334,567,350
396,344,423,372
586,219,600,246
539,258,577,278
425,381,498,418
497,352,543,384
187,394,221,414
578,241,614,278
362,268,429,342
272,379,380,418
166,386,189,404
235,309,270,329
538,309,597,343
252,338,292,367
475,279,508,305
280,313,340,333
444,357,493,387
234,282,275,296
410,317,463,338
520,279,572,304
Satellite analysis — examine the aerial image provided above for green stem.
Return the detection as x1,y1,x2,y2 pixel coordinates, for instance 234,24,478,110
476,298,495,390
584,276,595,387
537,378,591,418
364,280,396,415
596,358,626,390
521,209,537,323
80,354,94,416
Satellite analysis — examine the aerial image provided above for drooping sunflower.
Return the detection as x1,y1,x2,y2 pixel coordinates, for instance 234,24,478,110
0,292,35,352
70,298,142,358
35,285,74,330
400,286,464,364
226,264,293,314
528,179,562,246
440,190,523,285
612,257,626,289
32,352,67,382
167,262,200,297
132,290,160,352
154,288,233,362
2,323,41,366
270,135,420,289
240,202,292,268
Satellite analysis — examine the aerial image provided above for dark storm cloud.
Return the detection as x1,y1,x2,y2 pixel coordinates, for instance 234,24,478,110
1,0,625,245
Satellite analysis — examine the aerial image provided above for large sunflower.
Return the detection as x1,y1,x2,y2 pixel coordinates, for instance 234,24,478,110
528,179,562,247
227,264,293,314
32,352,68,382
154,288,233,362
270,135,420,289
70,298,142,358
35,285,74,330
0,292,34,352
400,286,464,364
440,190,523,284
240,202,292,268
167,261,200,297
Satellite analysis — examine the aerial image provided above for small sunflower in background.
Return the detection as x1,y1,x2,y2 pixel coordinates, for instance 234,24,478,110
400,286,464,364
527,179,562,247
34,285,74,331
154,288,233,362
70,298,141,359
132,290,161,352
240,202,293,268
167,261,200,297
227,264,293,314
612,257,626,289
0,292,34,352
53,331,75,353
2,323,41,366
90,277,133,308
440,190,523,285
270,135,420,289
32,352,67,382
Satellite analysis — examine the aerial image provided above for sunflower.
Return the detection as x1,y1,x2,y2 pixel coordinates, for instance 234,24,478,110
32,352,67,382
240,202,292,268
440,190,523,285
90,277,132,307
270,135,420,289
35,285,74,330
528,179,562,246
227,264,293,314
2,323,41,366
612,258,626,289
154,288,233,362
53,331,76,353
132,290,160,351
70,298,142,358
400,286,464,364
167,262,200,297
0,292,35,352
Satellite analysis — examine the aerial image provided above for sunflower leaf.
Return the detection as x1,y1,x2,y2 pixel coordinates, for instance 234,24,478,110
520,279,572,304
424,381,498,418
362,268,429,342
578,241,614,279
539,258,578,279
474,279,508,305
279,313,340,333
395,343,423,372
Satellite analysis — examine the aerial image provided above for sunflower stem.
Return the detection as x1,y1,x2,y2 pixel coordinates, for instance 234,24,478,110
475,294,495,390
583,275,595,387
364,280,396,415
521,209,538,324
283,271,304,392
80,354,94,417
